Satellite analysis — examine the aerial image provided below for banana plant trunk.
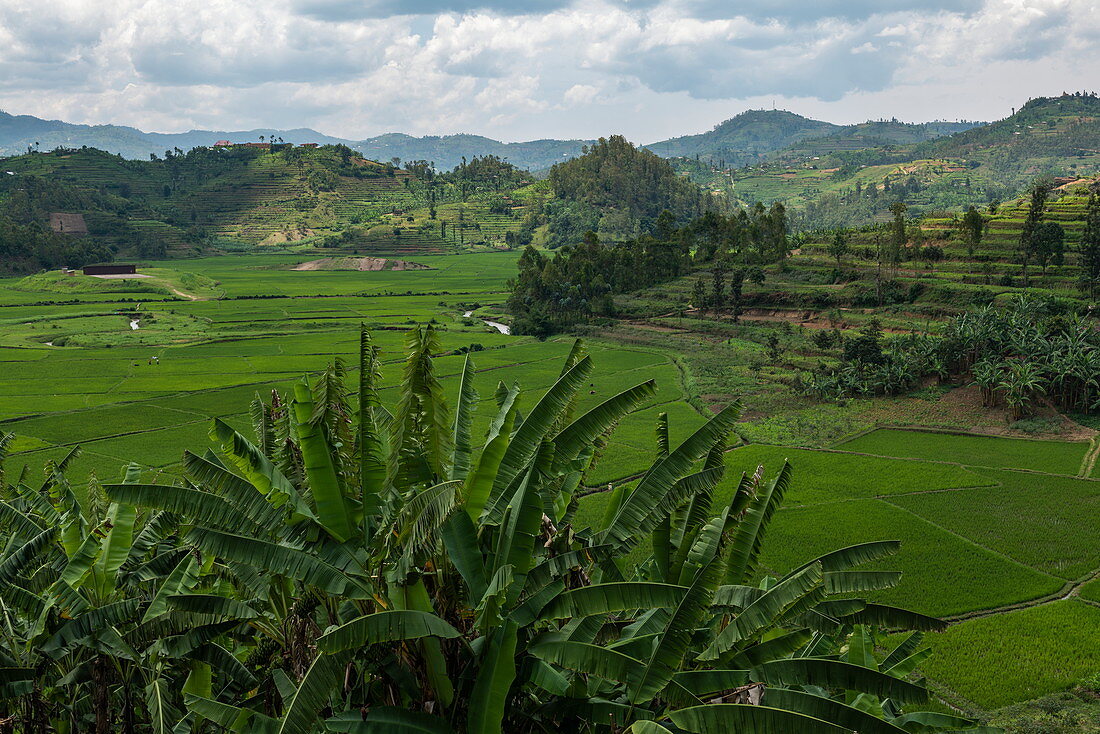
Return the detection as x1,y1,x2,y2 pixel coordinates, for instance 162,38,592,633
92,655,111,734
15,686,43,734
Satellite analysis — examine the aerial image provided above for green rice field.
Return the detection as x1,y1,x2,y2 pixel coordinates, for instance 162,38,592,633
577,431,1100,710
3,251,1099,715
838,428,1091,475
918,601,1100,708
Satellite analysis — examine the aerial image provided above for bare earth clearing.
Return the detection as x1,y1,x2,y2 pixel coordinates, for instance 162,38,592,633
292,257,430,271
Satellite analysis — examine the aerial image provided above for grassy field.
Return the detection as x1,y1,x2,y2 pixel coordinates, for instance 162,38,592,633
918,601,1100,709
3,251,1098,718
838,428,1090,474
0,253,700,493
574,428,1100,706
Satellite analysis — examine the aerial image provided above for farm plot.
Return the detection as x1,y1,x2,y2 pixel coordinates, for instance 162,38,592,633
574,443,1061,616
4,250,1098,715
721,444,993,506
586,442,658,485
890,468,1100,580
2,445,153,488
757,497,1064,617
838,428,1089,475
918,601,1100,708
6,402,204,445
171,252,522,298
0,253,534,484
81,421,216,469
0,328,689,491
612,401,708,453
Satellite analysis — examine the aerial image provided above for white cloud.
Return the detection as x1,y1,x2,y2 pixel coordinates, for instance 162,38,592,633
564,84,600,105
0,0,1097,142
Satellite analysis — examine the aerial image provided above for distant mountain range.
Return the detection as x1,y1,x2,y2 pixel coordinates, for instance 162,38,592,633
0,111,591,171
355,133,590,172
0,107,986,173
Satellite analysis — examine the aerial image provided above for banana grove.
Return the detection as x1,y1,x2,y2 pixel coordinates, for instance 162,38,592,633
0,327,990,734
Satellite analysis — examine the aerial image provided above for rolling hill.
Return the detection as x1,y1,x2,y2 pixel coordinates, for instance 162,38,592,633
644,109,840,166
674,94,1100,229
0,111,354,160
0,107,980,175
0,144,547,272
0,133,742,272
775,119,982,160
355,133,591,172
922,94,1100,185
8,94,1100,244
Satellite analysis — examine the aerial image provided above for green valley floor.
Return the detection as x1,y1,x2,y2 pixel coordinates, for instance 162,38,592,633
2,251,1098,718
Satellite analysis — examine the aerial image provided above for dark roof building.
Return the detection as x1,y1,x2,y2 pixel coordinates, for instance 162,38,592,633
83,264,137,276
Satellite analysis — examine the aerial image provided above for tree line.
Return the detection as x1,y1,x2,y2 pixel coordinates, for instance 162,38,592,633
508,203,789,336
544,135,726,247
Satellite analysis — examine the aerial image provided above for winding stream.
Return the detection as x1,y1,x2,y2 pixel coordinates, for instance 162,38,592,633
463,311,510,335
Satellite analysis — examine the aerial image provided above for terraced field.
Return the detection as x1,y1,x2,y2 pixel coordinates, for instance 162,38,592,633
619,177,1100,337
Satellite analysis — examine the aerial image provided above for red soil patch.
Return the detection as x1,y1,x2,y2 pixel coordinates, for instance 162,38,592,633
292,257,430,272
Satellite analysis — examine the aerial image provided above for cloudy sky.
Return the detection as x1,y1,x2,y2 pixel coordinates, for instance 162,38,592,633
0,0,1097,142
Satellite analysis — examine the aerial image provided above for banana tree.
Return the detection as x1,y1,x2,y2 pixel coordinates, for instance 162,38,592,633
5,327,988,734
999,360,1047,421
0,451,223,734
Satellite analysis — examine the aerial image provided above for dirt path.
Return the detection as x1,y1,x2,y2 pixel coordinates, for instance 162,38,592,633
168,286,200,300
1078,436,1100,478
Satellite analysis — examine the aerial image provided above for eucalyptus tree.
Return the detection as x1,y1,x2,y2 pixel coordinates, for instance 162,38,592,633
1018,179,1051,288
1079,191,1100,300
960,205,984,257
826,231,849,270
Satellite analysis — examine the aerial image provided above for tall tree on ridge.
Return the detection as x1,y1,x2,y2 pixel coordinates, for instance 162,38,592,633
961,205,984,257
889,201,908,275
827,230,849,270
710,257,727,313
691,274,708,313
1080,191,1100,300
1019,179,1051,288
